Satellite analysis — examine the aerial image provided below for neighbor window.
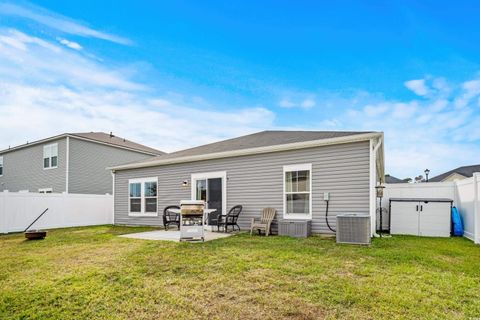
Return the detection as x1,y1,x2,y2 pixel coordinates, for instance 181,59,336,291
43,143,58,169
283,164,312,219
0,156,3,176
129,177,158,216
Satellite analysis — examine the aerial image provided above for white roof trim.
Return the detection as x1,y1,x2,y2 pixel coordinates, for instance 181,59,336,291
110,132,383,171
0,134,159,156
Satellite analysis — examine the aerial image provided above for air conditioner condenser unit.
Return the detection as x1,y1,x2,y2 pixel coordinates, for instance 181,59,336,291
336,214,371,245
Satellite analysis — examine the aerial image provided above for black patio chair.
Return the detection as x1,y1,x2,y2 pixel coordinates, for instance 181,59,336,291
217,205,242,232
163,205,180,230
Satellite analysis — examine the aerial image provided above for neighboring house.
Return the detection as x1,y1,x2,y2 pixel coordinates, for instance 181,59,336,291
385,174,405,184
429,164,480,182
110,130,385,235
0,132,164,194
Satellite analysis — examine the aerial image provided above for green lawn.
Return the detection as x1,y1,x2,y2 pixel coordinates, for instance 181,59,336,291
0,226,479,319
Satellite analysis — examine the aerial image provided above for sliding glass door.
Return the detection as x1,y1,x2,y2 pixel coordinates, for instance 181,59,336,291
191,172,226,225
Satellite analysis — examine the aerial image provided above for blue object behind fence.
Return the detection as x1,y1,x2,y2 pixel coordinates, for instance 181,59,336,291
451,206,464,236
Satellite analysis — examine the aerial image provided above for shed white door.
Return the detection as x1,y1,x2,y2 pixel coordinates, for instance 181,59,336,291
390,201,419,235
390,200,451,237
418,202,451,237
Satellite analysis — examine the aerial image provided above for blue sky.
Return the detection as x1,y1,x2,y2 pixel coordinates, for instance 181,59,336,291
0,1,479,178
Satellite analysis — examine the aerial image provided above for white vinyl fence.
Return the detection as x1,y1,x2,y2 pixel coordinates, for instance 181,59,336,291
455,175,480,242
382,173,480,244
0,191,113,233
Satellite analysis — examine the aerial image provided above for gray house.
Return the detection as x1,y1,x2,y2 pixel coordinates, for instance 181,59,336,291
110,130,384,235
0,132,163,194
429,164,480,182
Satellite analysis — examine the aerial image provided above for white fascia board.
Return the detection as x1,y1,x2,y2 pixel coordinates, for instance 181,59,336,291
110,132,383,171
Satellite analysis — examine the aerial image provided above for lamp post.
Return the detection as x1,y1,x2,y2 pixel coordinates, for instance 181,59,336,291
375,184,386,237
424,169,430,182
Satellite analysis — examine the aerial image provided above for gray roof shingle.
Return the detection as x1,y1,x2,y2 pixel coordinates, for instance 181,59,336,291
385,174,405,184
126,130,375,166
71,132,164,155
429,164,480,182
0,132,164,155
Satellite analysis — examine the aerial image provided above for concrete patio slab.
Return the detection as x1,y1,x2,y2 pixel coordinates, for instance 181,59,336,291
119,230,234,242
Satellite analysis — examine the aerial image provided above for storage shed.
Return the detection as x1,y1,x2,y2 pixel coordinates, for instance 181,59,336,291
389,198,453,237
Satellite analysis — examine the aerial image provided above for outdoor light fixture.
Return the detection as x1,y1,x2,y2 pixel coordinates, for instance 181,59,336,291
424,169,430,182
375,184,385,198
375,184,386,237
182,180,189,188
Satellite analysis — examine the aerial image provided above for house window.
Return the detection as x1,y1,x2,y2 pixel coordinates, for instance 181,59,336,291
43,143,58,169
128,177,158,216
0,156,3,176
283,164,312,219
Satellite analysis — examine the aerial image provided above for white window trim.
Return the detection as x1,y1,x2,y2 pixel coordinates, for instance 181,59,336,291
283,163,312,220
191,171,227,216
0,156,3,177
43,143,58,170
38,188,53,194
128,177,158,217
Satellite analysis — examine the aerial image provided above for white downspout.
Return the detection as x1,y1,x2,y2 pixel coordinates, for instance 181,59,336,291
111,170,115,225
474,172,479,244
65,136,70,194
370,137,383,237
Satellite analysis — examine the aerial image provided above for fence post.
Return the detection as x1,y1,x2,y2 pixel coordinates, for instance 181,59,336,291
0,191,6,233
474,172,479,244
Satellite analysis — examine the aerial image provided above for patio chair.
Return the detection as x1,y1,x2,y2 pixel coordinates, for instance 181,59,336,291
163,205,180,230
217,205,242,232
250,207,276,236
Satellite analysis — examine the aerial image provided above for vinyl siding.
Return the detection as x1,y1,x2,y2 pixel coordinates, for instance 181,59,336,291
0,138,66,192
114,141,370,234
68,138,154,194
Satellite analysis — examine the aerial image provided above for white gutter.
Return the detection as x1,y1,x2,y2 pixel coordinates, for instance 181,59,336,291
110,132,383,171
474,172,479,244
111,171,116,225
370,136,383,237
65,136,70,193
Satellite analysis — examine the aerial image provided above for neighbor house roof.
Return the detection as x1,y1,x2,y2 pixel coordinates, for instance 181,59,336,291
0,132,164,156
429,164,480,182
385,174,405,184
70,132,164,155
110,130,383,171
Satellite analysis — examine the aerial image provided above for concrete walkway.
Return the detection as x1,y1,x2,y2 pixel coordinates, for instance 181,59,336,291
119,230,233,242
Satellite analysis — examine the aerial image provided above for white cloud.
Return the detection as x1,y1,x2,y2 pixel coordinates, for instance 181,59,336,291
301,98,316,109
454,79,480,108
279,98,295,108
404,79,430,96
364,104,388,117
315,78,480,179
279,96,316,109
392,102,417,119
0,29,140,90
57,38,82,50
0,28,274,152
0,2,131,45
